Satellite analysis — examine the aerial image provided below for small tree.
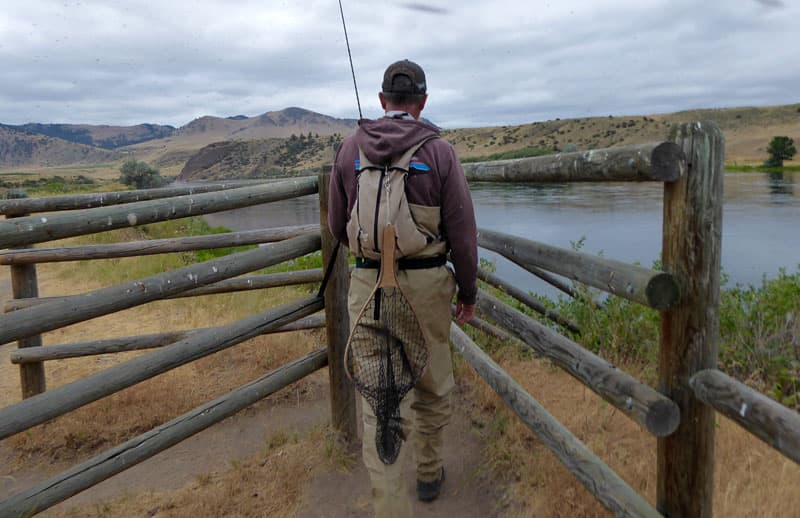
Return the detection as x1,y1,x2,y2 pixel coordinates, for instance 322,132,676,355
764,136,796,167
119,159,166,189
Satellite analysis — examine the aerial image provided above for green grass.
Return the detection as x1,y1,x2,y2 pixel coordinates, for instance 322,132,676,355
725,164,800,173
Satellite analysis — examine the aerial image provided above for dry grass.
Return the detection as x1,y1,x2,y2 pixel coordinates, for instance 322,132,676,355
0,230,327,473
54,425,346,518
455,341,800,517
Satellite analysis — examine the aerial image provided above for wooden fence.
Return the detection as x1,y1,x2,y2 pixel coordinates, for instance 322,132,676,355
0,121,798,517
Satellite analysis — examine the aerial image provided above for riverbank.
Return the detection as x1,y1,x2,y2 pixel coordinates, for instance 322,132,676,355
726,164,800,173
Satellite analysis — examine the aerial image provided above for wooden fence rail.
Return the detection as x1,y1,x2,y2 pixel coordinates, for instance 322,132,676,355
0,176,317,249
690,369,800,464
477,290,680,437
0,347,329,517
477,268,580,333
0,224,319,265
10,314,326,364
0,233,320,345
462,141,685,183
0,294,323,440
0,180,271,216
478,228,681,309
450,324,661,517
4,267,334,312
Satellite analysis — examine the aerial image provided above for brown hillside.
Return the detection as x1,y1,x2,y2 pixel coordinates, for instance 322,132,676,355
444,103,800,165
129,108,356,165
0,126,119,168
177,103,800,182
9,122,175,150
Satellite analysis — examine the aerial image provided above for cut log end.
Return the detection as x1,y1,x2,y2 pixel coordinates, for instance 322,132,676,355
646,398,681,437
645,272,682,310
650,142,686,182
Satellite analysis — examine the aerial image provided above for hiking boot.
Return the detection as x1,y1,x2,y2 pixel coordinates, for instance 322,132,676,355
417,467,445,502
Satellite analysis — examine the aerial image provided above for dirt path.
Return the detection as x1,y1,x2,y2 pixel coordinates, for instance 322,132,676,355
298,386,501,518
1,383,499,517
0,267,501,516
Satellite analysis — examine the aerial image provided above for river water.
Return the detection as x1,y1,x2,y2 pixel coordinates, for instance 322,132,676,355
204,172,800,298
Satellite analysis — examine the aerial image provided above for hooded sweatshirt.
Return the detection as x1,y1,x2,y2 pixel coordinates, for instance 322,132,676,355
328,117,478,305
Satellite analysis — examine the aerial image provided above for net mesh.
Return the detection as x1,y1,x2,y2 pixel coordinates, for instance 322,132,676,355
346,286,428,464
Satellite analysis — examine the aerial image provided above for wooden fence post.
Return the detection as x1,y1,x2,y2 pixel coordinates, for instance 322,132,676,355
318,166,357,443
5,190,46,398
658,121,724,516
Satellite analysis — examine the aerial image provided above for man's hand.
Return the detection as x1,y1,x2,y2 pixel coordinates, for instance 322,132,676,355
455,300,476,325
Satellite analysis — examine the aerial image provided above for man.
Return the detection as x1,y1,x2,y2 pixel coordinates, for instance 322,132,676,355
328,59,477,517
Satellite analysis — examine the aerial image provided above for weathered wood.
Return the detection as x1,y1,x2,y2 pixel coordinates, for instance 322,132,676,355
451,304,513,342
3,268,336,312
0,176,318,249
0,233,321,345
526,264,605,310
478,227,681,310
690,369,800,464
477,290,680,437
5,191,46,398
0,295,323,440
449,324,661,517
318,168,357,443
0,348,328,517
0,181,272,216
10,315,327,364
657,121,725,517
462,141,685,183
0,224,320,265
477,269,581,334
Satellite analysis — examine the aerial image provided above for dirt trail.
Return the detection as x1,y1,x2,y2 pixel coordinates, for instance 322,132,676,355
0,267,501,516
1,384,499,517
298,387,500,518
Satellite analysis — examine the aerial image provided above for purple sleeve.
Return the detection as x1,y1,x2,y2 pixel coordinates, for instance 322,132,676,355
327,145,350,246
439,144,478,305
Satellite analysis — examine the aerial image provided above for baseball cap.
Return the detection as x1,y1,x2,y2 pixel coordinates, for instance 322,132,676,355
381,59,427,95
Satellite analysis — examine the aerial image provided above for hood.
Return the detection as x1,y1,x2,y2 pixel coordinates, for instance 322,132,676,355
353,118,440,165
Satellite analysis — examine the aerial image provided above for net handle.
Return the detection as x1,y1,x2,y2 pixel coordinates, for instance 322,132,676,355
377,224,399,288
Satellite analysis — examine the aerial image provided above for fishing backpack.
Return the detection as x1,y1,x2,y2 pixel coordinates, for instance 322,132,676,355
346,138,436,260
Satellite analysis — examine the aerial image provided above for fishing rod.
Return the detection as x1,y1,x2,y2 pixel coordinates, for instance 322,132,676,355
338,0,363,120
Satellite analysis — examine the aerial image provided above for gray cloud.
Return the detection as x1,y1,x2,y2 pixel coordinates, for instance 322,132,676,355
0,0,797,128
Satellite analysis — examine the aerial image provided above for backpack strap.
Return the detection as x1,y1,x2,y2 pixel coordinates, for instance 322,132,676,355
357,136,438,174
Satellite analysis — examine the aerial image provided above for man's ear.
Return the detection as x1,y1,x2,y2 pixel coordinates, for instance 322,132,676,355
379,92,388,110
418,94,428,112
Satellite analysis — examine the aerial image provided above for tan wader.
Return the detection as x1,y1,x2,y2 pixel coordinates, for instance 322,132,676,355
348,264,456,518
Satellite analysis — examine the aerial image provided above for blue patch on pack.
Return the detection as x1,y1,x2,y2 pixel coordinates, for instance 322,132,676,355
409,159,430,172
354,158,360,171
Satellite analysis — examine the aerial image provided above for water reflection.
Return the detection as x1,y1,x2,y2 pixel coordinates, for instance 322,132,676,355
767,171,794,198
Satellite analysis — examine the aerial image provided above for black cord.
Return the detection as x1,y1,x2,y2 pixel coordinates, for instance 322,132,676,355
338,0,363,120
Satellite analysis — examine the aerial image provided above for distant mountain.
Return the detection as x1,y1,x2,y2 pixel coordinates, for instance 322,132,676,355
3,122,176,150
2,104,797,174
0,125,119,168
0,107,357,170
175,107,356,141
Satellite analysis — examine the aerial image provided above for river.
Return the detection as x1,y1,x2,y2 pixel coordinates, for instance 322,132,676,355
204,172,800,299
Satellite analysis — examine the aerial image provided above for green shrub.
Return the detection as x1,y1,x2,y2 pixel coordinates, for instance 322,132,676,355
119,159,167,189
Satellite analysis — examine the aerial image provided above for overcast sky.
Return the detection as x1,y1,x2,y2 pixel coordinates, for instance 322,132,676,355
1,0,798,129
